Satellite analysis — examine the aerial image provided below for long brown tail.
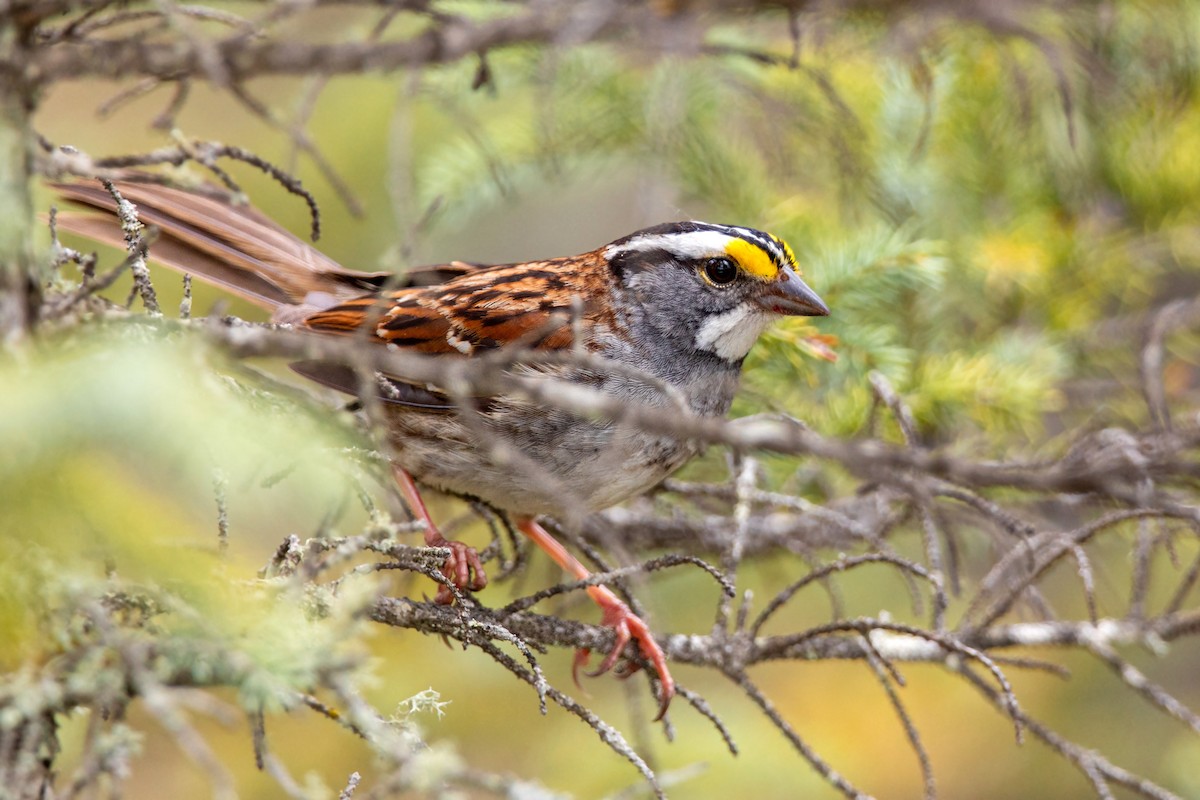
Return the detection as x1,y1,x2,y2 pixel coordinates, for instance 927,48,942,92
52,181,392,311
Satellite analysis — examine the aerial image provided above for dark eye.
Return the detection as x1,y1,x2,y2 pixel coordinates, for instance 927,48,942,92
702,257,738,286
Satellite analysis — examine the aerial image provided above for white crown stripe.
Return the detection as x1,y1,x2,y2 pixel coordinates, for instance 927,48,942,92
605,227,789,265
604,230,739,260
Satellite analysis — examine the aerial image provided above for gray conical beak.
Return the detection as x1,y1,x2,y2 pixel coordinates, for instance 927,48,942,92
755,265,829,317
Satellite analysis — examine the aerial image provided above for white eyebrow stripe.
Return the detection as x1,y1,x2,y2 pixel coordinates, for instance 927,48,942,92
604,229,736,260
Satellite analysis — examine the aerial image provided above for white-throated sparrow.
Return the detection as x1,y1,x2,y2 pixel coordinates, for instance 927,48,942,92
54,180,829,717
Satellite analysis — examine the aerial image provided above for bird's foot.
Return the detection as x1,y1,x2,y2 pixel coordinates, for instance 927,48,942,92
427,533,487,605
392,465,486,604
574,585,674,720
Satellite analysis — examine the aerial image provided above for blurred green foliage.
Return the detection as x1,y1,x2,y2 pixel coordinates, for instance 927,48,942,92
0,331,376,682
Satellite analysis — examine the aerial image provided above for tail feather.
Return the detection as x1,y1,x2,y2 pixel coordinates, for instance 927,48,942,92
52,181,392,310
53,210,304,308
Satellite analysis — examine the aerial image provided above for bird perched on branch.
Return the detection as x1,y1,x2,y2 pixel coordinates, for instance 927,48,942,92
54,179,829,718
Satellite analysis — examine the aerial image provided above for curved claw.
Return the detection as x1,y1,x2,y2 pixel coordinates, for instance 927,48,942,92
584,588,675,720
589,604,632,677
571,647,591,689
429,536,488,605
513,516,673,718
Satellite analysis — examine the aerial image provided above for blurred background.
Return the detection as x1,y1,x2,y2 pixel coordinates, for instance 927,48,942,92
6,0,1200,797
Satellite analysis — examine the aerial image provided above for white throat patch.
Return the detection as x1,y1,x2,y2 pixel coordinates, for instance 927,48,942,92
694,304,776,361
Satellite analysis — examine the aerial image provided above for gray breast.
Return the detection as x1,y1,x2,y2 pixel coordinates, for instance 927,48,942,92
386,327,743,517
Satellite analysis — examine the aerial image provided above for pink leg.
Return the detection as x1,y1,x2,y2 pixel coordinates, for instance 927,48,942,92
393,466,486,604
515,516,674,720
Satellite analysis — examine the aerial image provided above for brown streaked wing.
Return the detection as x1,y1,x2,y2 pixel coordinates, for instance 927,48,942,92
302,255,605,357
299,297,374,334
289,251,610,409
303,292,464,355
426,256,606,353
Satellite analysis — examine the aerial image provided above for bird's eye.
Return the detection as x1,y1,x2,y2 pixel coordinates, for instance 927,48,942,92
702,257,738,287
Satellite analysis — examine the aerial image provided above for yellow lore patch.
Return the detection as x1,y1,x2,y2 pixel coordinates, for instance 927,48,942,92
725,237,780,280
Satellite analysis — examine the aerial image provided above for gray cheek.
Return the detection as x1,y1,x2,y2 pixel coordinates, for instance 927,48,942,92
625,270,732,343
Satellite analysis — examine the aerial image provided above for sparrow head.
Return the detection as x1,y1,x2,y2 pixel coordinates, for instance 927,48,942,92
604,221,828,362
